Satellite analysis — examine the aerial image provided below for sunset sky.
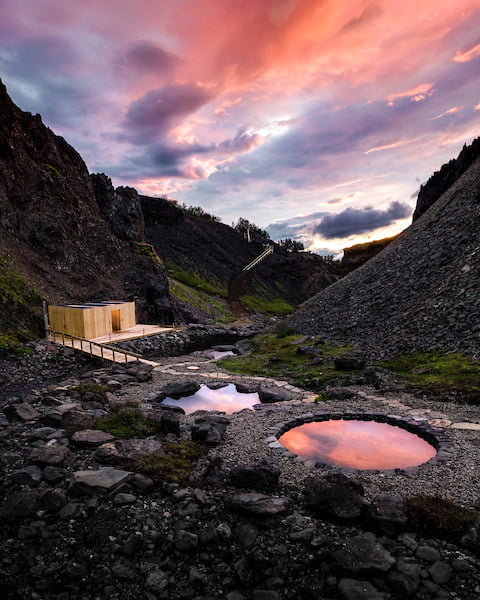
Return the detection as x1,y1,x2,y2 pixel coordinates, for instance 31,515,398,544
1,1,479,254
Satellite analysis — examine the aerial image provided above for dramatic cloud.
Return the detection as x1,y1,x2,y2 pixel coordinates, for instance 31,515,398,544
0,0,479,251
123,83,215,143
312,202,412,239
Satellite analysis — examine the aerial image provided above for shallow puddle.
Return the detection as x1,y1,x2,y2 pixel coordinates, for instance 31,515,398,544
278,419,437,470
161,383,259,415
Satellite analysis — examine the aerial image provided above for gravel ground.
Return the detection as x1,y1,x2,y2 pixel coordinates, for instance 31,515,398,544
122,354,480,509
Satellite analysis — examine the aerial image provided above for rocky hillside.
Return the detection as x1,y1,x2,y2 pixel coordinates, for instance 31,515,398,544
288,153,480,359
141,196,342,321
0,79,172,344
0,78,342,343
413,136,480,221
341,235,399,273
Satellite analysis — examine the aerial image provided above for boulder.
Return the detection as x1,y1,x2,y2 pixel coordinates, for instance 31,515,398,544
225,492,289,516
28,445,71,467
3,403,39,422
228,457,280,492
258,388,288,404
366,494,408,536
332,532,395,574
70,467,133,495
192,414,230,446
304,474,367,521
338,578,386,600
70,429,115,447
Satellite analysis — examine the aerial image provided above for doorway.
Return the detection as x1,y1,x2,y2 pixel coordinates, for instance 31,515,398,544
111,309,121,331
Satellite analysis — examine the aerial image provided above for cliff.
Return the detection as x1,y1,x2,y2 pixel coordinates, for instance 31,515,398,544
288,154,480,359
0,79,171,344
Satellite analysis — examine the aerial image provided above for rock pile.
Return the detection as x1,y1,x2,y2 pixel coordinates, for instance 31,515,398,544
1,347,480,599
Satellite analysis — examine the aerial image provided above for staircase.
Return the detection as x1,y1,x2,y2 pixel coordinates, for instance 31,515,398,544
243,244,274,271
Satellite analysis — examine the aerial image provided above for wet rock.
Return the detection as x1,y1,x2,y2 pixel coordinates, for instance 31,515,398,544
228,457,280,492
304,474,367,521
11,465,43,487
70,467,133,495
225,492,289,516
332,532,395,574
258,388,288,403
3,402,39,422
338,578,386,600
366,494,408,536
70,429,115,447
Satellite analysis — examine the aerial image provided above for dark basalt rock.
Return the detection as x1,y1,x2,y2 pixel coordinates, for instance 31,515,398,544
228,457,280,492
332,532,395,574
303,474,367,522
366,494,408,536
258,387,288,404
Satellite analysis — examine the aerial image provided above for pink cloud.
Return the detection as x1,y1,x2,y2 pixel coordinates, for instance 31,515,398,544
433,106,463,119
385,83,435,106
453,42,480,63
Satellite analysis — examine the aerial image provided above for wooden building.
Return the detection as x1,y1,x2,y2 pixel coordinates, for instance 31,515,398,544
48,301,136,339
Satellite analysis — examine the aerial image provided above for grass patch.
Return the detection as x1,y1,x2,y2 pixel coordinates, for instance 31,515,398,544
165,258,227,298
97,406,159,438
405,495,479,544
136,242,163,268
219,333,358,392
133,441,207,485
240,295,294,316
169,277,235,324
381,351,480,402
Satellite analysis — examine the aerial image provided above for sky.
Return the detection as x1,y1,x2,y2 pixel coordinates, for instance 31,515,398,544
1,0,480,255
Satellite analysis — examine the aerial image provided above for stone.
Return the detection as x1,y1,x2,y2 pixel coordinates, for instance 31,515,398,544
145,569,169,593
59,502,84,520
70,467,133,495
159,409,180,436
113,493,136,505
61,409,97,433
70,429,115,447
3,403,39,422
461,517,480,550
366,494,408,536
43,465,65,483
334,357,366,370
225,492,289,516
415,545,441,563
28,445,70,467
338,578,386,600
429,561,453,585
235,522,258,548
304,474,367,521
192,414,229,446
258,388,288,403
95,438,163,464
332,532,395,574
228,457,280,492
157,380,201,401
0,491,39,517
387,560,420,597
11,465,43,487
39,488,67,512
252,591,280,600
175,528,199,551
325,387,357,400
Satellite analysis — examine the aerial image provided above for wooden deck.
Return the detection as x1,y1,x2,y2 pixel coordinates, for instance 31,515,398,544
50,324,173,367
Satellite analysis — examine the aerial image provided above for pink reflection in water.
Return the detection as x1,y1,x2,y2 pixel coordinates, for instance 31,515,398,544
278,420,437,470
161,383,259,415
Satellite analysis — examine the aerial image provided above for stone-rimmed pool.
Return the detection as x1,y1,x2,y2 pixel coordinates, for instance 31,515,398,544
268,412,453,473
161,383,259,415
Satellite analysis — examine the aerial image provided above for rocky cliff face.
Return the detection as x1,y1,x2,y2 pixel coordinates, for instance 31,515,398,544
0,79,172,342
141,195,342,315
341,235,399,273
289,155,480,359
413,136,480,221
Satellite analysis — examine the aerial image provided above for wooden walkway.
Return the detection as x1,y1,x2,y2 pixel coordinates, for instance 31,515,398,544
49,324,173,367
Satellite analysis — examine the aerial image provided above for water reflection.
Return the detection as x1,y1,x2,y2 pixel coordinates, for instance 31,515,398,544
161,383,259,415
278,419,436,470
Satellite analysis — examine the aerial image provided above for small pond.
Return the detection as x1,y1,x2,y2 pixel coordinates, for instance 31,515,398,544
161,383,259,415
278,419,437,470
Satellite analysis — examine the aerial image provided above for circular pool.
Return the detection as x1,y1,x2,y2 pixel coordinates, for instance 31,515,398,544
278,418,437,470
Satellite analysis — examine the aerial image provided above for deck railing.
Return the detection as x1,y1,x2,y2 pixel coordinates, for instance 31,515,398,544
243,244,274,271
48,329,143,364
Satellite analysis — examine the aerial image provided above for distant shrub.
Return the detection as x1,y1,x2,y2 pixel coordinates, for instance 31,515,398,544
278,238,305,252
233,217,269,239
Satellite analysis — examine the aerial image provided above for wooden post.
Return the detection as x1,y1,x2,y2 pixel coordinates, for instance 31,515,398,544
42,301,49,339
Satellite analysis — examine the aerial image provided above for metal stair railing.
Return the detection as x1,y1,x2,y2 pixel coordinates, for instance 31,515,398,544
48,329,143,364
243,244,274,271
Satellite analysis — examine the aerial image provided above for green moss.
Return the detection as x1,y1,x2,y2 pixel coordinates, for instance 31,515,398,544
240,295,294,316
169,277,235,324
165,258,227,298
133,441,207,485
73,383,110,397
97,406,159,438
136,242,164,268
381,351,480,402
219,333,357,392
405,495,479,543
42,163,61,178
